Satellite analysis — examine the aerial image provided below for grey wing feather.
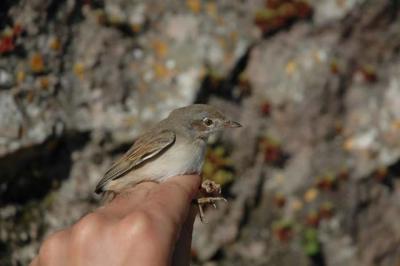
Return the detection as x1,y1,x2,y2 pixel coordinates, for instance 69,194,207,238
95,130,175,194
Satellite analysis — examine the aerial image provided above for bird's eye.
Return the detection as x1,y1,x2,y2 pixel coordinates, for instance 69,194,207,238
203,117,213,126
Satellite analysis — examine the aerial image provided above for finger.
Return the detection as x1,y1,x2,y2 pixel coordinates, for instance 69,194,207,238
37,230,69,266
145,175,201,230
171,206,197,266
135,175,199,264
29,257,39,266
99,182,158,219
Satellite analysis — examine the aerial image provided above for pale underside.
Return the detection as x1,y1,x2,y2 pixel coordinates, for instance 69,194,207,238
101,135,206,193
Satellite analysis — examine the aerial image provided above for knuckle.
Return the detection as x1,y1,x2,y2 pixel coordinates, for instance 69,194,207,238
119,211,157,241
38,231,65,262
71,213,102,247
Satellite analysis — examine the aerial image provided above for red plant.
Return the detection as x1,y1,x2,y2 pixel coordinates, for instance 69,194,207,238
260,101,271,116
264,145,281,163
315,175,336,191
0,36,16,54
255,0,313,35
305,211,320,228
319,203,334,220
273,223,293,242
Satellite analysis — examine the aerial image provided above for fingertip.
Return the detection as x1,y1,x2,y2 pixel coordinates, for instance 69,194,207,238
144,175,200,231
29,257,39,266
37,230,68,266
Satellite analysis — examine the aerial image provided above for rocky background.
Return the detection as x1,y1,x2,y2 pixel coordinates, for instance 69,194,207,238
1,0,400,265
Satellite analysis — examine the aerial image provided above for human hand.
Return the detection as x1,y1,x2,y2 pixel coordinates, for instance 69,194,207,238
30,175,201,266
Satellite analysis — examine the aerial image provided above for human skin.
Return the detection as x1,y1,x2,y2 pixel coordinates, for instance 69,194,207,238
30,175,201,266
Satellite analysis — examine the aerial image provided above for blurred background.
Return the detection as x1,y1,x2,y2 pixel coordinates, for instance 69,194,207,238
1,0,400,265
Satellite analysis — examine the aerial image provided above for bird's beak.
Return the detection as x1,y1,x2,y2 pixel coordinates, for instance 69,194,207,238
224,120,242,128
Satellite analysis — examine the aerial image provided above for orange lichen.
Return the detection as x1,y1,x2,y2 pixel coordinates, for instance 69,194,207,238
152,40,168,58
26,91,35,103
187,0,201,13
49,37,61,51
30,53,45,73
16,70,26,84
291,198,303,211
73,63,85,79
273,193,287,208
343,137,355,151
131,23,142,33
285,60,297,76
304,188,318,203
391,120,400,130
330,59,340,74
153,63,169,79
39,76,50,90
205,2,217,17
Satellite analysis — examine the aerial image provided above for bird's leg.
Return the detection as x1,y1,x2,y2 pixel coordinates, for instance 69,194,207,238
195,180,227,222
197,197,227,222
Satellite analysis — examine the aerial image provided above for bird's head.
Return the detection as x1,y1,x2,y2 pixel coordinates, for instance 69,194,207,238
168,104,242,139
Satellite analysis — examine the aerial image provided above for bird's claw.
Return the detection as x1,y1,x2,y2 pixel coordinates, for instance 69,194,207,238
196,196,227,223
193,180,227,223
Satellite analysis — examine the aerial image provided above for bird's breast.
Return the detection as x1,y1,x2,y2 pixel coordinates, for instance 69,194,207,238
134,138,207,182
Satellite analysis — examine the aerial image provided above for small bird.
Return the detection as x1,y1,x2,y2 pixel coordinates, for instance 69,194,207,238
95,104,241,218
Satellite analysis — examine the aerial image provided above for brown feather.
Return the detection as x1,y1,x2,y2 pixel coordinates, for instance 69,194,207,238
95,130,175,194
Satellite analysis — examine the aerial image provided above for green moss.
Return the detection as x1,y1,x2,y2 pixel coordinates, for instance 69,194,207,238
302,228,321,256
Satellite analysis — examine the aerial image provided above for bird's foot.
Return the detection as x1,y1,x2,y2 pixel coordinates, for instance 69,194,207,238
197,197,227,222
201,179,222,194
195,180,227,222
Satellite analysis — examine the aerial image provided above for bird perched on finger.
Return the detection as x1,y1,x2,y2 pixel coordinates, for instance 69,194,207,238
95,104,241,219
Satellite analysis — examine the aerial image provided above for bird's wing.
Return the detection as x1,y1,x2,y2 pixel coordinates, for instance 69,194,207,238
95,130,176,194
